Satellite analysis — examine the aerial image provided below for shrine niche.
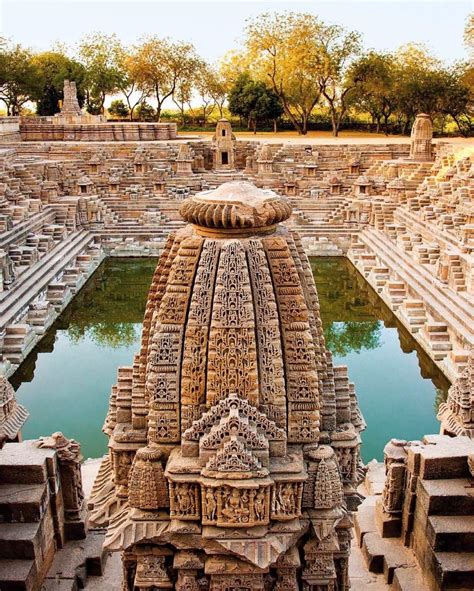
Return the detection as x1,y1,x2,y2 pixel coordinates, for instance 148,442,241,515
89,180,365,590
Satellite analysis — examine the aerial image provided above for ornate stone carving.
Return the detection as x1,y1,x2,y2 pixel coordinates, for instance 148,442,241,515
0,375,28,446
169,482,200,520
37,432,85,538
128,446,169,510
98,181,362,591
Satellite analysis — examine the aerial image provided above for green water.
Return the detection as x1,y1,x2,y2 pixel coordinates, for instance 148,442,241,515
13,257,450,462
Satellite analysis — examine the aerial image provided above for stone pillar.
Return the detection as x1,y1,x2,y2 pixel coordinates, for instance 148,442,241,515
37,432,86,539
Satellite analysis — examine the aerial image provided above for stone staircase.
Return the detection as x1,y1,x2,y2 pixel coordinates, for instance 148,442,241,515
0,441,108,591
355,436,474,591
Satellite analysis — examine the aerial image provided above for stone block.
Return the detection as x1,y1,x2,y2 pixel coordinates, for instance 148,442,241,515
375,498,402,538
0,441,56,485
0,483,48,523
0,558,37,591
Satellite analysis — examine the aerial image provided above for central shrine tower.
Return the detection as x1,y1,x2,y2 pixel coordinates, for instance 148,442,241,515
91,181,365,591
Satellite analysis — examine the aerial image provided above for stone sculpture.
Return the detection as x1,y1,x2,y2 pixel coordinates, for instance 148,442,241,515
90,180,364,590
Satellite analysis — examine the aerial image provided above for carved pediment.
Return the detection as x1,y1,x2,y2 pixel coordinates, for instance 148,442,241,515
203,436,267,477
183,392,286,442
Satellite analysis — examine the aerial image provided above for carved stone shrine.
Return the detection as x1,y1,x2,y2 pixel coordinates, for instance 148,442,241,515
89,180,366,590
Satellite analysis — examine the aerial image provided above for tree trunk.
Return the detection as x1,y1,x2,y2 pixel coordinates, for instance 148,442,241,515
273,119,277,133
301,114,308,135
253,118,257,134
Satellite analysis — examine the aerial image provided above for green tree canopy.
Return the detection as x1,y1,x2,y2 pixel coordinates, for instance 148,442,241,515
0,42,41,115
78,33,122,114
228,72,283,131
31,50,86,115
108,99,130,119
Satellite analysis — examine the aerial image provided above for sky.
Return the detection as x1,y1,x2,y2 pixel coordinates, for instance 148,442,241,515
1,0,472,65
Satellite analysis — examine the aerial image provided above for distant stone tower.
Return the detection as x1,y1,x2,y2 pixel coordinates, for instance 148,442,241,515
409,113,433,161
212,118,236,170
91,181,365,591
59,80,82,116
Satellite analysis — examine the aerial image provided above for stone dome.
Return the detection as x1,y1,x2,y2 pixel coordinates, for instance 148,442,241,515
179,181,292,230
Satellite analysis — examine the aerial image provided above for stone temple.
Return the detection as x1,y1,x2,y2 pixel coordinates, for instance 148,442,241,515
90,181,365,590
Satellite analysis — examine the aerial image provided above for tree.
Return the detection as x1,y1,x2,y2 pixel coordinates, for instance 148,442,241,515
195,63,225,123
465,12,474,57
111,42,149,121
438,65,473,136
78,33,121,114
31,50,86,115
245,12,326,135
315,23,362,136
393,44,444,133
136,102,156,121
348,51,397,134
132,36,199,121
0,43,40,115
228,73,283,132
172,54,202,126
108,99,129,119
244,12,360,135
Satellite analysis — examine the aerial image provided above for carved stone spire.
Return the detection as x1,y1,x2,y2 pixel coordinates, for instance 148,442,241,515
92,180,364,590
0,375,28,446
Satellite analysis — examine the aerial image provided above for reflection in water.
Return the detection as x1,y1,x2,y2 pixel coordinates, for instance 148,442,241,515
12,256,450,462
312,257,450,461
12,258,157,458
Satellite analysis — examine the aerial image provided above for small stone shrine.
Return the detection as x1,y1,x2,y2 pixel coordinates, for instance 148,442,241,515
212,118,236,170
90,180,365,590
58,80,82,117
409,113,433,162
437,350,474,438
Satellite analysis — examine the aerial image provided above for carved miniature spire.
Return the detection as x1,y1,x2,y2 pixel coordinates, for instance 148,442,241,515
438,350,474,437
0,375,28,446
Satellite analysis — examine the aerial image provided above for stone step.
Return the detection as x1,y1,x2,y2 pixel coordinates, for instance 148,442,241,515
361,531,417,584
392,565,430,591
0,521,42,559
431,551,474,590
417,479,474,517
0,558,37,591
0,483,47,523
427,515,474,552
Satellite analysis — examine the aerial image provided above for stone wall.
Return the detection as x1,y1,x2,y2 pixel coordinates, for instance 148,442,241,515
19,119,178,141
